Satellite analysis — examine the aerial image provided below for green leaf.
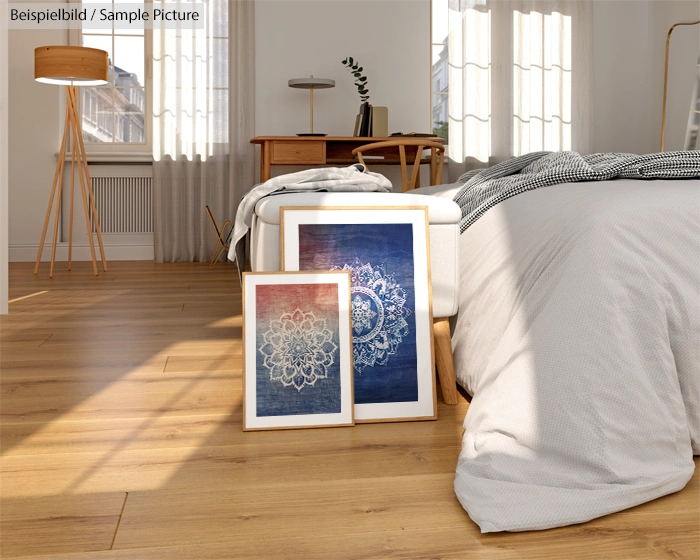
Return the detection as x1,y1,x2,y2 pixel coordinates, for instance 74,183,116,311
353,72,361,77
342,58,347,64
357,76,367,82
357,67,363,72
349,57,354,64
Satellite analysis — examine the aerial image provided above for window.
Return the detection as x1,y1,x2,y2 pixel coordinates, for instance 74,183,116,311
71,0,151,153
430,0,576,160
431,0,449,142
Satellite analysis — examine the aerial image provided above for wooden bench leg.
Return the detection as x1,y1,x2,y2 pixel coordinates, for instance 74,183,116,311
433,317,460,405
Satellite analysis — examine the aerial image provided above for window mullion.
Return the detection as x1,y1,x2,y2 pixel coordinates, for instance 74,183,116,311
430,1,449,142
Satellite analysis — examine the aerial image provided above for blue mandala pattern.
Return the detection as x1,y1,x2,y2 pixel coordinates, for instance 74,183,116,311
258,309,338,391
336,260,411,373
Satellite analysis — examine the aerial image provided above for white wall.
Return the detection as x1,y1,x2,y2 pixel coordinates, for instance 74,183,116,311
592,1,654,154
649,0,700,152
592,0,700,154
255,0,431,187
1,0,9,314
8,0,65,262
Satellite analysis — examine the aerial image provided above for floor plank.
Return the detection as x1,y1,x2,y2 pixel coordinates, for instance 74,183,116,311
0,386,240,425
3,510,698,560
112,474,469,550
1,261,697,560
1,404,467,456
0,437,463,499
0,492,126,558
0,358,168,381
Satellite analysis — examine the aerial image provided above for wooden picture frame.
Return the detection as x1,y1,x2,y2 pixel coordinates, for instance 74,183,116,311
280,206,437,423
242,271,355,431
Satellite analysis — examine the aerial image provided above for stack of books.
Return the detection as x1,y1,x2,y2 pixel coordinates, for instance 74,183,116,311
353,103,388,137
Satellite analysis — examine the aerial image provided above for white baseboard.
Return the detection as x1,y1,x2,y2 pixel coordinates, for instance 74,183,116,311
10,243,154,262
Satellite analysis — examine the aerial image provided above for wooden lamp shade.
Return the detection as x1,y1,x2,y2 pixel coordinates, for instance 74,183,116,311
35,46,108,86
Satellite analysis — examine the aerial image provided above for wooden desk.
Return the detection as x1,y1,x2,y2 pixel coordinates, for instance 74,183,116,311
251,136,444,185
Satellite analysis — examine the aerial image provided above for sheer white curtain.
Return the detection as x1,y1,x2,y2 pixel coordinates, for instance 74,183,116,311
447,0,592,180
152,0,255,262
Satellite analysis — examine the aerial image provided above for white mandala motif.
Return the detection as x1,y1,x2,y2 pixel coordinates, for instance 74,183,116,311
258,309,338,391
352,295,377,334
335,260,411,373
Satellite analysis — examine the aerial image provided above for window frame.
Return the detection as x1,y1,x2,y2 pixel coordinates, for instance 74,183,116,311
68,0,153,159
430,0,449,143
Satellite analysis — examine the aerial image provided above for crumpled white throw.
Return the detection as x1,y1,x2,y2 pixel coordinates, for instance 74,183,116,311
227,164,392,267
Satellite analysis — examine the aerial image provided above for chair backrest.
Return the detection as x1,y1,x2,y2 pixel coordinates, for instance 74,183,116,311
205,205,221,239
351,138,445,192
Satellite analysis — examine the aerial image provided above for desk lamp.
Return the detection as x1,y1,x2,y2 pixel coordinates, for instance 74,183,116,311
288,75,335,136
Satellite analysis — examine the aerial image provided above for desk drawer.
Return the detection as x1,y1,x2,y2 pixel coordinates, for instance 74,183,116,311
271,141,325,164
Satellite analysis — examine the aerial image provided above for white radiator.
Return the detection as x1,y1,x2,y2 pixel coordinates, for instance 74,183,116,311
88,177,153,234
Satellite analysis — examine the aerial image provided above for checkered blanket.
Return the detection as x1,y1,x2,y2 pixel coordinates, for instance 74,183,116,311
454,151,700,233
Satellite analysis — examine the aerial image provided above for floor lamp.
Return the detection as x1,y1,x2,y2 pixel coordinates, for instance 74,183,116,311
34,46,109,277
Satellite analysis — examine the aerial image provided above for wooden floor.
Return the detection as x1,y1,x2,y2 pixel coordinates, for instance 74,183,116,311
0,261,697,559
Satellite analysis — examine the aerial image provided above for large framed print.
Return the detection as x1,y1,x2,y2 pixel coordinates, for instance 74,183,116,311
281,207,437,423
242,271,354,431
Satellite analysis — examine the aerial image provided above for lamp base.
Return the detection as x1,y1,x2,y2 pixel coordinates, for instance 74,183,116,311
34,86,107,277
297,133,327,137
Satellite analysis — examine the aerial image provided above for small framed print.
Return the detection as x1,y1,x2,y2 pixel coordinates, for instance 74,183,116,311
281,206,437,423
242,271,354,431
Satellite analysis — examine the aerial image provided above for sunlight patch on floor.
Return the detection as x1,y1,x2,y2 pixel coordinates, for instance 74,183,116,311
2,348,236,497
8,291,48,304
206,314,243,328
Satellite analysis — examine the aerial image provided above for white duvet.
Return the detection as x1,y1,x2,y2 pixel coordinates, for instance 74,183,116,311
422,178,699,532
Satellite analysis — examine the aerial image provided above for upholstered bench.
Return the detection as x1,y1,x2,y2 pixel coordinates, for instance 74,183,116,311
247,191,461,405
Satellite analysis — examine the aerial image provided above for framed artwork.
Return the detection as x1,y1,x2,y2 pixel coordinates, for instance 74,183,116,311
281,206,436,423
242,271,354,431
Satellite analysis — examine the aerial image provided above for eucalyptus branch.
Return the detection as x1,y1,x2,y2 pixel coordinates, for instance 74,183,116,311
341,57,370,103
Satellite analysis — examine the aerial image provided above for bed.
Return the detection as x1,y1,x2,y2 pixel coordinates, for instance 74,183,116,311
413,151,700,532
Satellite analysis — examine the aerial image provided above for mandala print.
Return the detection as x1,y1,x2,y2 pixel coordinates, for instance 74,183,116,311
335,259,411,373
258,309,338,391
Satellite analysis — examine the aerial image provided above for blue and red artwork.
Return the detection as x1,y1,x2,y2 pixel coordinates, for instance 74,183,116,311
255,283,341,417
